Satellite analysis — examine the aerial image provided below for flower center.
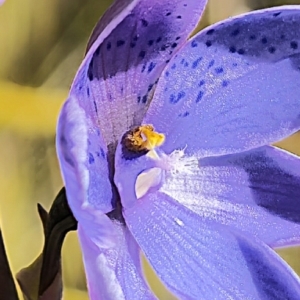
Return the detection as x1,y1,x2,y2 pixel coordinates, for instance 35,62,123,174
121,124,165,160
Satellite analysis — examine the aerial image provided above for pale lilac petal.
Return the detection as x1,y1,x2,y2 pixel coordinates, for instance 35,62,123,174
78,223,156,300
144,6,300,157
124,192,300,299
56,97,112,227
71,0,208,146
161,146,300,248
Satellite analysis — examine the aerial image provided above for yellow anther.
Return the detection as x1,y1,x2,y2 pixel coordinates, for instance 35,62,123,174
139,125,165,150
123,124,165,154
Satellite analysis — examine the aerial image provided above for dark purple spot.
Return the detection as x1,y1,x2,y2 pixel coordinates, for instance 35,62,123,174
184,62,189,67
208,60,215,68
171,43,178,48
89,153,95,164
93,101,98,112
191,40,198,48
133,35,138,41
261,37,268,44
192,57,202,69
60,135,67,146
171,63,176,69
165,71,170,77
130,42,136,48
222,80,229,87
100,148,105,158
196,91,204,103
291,41,298,50
64,154,74,167
229,46,236,53
137,96,141,103
177,91,185,102
268,46,276,54
95,46,100,56
148,62,156,73
87,67,93,80
117,40,125,47
106,42,111,50
273,12,281,17
87,87,90,96
156,37,162,43
166,12,171,16
169,94,176,103
139,50,146,59
176,36,181,41
142,95,147,103
249,35,256,40
215,67,224,74
179,111,189,117
141,19,148,27
165,59,170,63
198,80,205,87
238,48,245,55
141,63,146,73
206,29,215,35
177,15,182,19
231,29,240,37
148,40,154,46
206,40,212,47
147,84,153,92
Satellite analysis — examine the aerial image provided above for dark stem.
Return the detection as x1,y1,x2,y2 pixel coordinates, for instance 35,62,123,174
38,187,77,297
0,230,19,300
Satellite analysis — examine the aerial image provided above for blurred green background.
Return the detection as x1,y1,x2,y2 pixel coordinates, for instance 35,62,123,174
0,0,299,299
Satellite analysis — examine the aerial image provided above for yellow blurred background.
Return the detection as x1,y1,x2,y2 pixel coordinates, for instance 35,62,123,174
0,0,299,299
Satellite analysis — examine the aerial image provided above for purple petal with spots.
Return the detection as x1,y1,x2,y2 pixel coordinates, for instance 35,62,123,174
86,0,138,52
124,191,300,299
144,6,300,157
78,224,156,300
161,146,300,248
70,0,207,147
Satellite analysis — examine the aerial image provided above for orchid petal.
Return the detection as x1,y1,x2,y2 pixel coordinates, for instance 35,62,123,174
56,96,118,250
124,192,300,299
78,224,156,300
86,0,139,52
161,145,300,248
71,0,208,147
144,6,300,157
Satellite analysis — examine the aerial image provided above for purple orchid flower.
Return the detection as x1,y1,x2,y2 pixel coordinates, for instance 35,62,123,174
57,0,300,299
